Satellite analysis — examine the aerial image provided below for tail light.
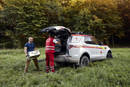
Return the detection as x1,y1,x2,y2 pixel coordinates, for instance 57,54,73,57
68,45,74,49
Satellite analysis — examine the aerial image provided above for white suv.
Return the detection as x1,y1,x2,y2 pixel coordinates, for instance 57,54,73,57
41,26,112,66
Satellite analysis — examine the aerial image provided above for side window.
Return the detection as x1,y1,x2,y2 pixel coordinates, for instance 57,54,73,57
71,36,84,43
91,36,99,44
84,36,98,44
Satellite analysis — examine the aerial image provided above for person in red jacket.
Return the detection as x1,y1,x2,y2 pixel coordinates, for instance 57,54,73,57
45,33,58,73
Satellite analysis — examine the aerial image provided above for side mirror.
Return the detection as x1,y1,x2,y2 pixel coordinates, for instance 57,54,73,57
99,41,104,45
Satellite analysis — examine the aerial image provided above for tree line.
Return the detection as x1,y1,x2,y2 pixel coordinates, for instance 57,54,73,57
0,0,130,48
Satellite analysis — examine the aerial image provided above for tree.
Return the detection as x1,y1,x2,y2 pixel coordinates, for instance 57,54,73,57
0,0,127,48
0,0,62,48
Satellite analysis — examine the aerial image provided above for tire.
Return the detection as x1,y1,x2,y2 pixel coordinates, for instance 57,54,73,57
80,56,89,67
107,51,113,59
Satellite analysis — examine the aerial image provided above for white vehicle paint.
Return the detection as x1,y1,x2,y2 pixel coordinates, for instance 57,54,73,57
54,34,112,66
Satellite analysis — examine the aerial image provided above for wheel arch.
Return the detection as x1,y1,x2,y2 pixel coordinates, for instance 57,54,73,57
79,52,90,64
106,50,113,58
107,50,112,54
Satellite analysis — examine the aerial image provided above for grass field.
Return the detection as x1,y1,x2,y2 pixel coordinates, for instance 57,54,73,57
0,48,130,87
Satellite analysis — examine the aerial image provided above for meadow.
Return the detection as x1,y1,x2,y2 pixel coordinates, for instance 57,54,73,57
0,48,130,87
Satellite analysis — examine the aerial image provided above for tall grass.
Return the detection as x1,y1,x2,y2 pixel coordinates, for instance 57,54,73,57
0,48,130,87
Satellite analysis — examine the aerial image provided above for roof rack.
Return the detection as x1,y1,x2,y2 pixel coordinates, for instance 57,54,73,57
71,32,84,34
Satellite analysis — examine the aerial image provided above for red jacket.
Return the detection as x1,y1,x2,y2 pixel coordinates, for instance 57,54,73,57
45,37,55,53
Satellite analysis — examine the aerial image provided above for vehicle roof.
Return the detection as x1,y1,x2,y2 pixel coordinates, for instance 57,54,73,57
45,26,66,30
41,26,71,33
72,34,90,36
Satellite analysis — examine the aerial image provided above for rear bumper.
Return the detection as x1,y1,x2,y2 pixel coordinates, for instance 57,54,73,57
54,55,79,63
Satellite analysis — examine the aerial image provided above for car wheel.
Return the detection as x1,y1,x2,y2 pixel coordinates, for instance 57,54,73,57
80,56,89,67
107,51,113,58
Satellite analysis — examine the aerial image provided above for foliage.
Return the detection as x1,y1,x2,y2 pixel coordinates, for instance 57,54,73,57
117,0,130,35
0,0,128,48
0,48,130,87
0,0,62,48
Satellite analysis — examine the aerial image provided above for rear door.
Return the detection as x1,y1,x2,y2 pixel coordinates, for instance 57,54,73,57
68,35,84,57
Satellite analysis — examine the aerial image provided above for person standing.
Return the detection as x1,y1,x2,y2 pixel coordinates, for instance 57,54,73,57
24,37,40,73
45,33,58,73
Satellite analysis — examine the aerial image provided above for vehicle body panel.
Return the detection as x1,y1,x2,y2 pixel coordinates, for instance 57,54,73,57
54,34,111,64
